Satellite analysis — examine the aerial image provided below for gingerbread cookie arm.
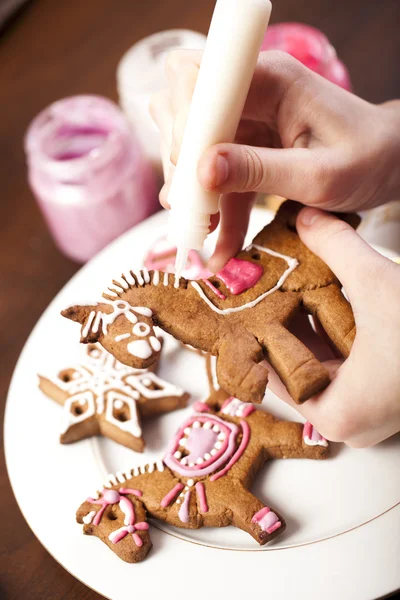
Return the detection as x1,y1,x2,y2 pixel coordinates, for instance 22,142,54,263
265,420,329,459
215,481,285,544
259,322,330,403
217,328,268,404
302,284,356,358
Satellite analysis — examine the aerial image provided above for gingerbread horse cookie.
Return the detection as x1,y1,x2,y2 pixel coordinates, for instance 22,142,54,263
63,201,358,404
39,344,189,452
76,377,329,562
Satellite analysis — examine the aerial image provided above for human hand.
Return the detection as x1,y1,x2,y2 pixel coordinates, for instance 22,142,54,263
150,50,400,272
266,206,400,448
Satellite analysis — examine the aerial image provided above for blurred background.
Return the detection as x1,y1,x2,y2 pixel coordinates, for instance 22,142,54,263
1,1,400,598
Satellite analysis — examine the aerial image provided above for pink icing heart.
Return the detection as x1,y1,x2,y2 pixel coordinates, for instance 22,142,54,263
216,258,263,295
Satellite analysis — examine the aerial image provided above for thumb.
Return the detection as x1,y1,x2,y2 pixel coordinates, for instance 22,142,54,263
296,207,385,302
197,143,323,199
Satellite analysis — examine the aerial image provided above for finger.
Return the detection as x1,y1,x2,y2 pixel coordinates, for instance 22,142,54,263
159,167,174,209
149,89,173,141
198,143,323,199
296,207,388,304
165,49,202,80
207,192,254,273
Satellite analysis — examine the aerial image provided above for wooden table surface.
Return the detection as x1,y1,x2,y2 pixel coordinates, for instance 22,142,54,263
1,1,399,598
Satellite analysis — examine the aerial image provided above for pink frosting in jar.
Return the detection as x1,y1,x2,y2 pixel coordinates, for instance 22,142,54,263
261,23,352,91
24,95,158,262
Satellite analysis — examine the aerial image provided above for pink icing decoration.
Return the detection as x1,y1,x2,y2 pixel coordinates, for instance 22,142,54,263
242,404,256,417
185,427,220,464
216,258,263,295
87,488,149,546
178,490,191,523
195,482,208,513
160,483,184,507
145,237,211,280
202,279,226,300
210,419,250,482
252,506,281,534
221,398,232,411
163,414,239,478
303,422,327,445
303,422,312,439
133,533,143,547
192,402,211,413
118,487,143,497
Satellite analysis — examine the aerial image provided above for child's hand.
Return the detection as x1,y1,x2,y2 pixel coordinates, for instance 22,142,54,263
151,50,400,272
267,207,400,448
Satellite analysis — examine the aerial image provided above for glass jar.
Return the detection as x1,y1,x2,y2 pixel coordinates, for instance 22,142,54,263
25,95,158,263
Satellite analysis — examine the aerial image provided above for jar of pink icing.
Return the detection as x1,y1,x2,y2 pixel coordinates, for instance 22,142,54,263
25,95,158,263
262,23,352,91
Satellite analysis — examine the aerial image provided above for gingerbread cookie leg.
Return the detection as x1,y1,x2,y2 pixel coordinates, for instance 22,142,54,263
221,483,285,544
260,322,330,403
265,420,329,459
303,284,356,358
217,329,268,404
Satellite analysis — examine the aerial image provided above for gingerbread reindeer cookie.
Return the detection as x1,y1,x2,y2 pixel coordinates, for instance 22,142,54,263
63,201,358,404
76,363,329,563
39,344,189,452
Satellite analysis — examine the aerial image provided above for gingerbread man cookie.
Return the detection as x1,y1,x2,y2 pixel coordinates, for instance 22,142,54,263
77,371,328,563
39,344,189,452
63,201,358,404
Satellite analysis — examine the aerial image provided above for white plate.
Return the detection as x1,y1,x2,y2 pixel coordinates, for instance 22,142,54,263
5,208,400,600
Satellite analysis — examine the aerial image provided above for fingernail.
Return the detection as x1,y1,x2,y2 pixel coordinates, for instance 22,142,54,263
299,208,320,227
214,154,229,187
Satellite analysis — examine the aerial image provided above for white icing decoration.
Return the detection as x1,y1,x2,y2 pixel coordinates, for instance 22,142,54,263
191,245,298,315
152,270,160,286
123,271,135,286
142,268,150,284
105,391,142,438
133,322,151,337
124,372,184,399
82,311,95,338
133,307,153,317
83,511,96,524
106,289,118,297
116,471,126,483
135,270,144,286
163,272,169,286
127,339,153,359
209,355,220,391
157,459,164,472
60,391,96,434
150,336,161,352
115,333,130,342
114,399,124,409
114,277,129,290
187,479,194,487
304,436,329,448
222,397,248,417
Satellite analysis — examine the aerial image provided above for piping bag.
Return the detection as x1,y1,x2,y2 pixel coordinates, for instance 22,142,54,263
166,0,272,285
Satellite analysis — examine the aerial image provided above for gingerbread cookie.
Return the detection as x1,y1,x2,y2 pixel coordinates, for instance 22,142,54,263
63,201,358,404
39,344,189,452
76,380,328,562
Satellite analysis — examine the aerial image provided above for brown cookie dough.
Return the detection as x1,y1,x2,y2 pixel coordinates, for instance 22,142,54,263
63,201,358,404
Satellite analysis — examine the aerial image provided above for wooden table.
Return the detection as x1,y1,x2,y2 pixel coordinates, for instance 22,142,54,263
1,1,399,598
